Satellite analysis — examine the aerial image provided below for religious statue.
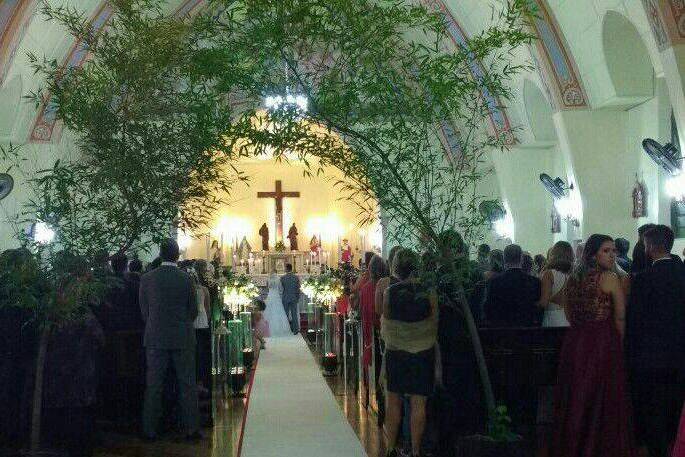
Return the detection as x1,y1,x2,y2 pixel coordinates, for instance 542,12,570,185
287,223,299,251
632,175,647,218
259,223,269,251
210,240,223,266
238,236,252,261
341,238,353,264
310,235,320,253
551,207,561,233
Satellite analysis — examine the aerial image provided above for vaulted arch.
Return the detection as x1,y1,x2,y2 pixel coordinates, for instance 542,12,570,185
0,0,38,85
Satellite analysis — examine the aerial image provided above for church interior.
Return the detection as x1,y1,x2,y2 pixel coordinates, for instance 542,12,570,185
2,1,685,457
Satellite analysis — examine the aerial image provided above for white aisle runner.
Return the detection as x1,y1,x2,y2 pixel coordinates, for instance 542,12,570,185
241,335,367,457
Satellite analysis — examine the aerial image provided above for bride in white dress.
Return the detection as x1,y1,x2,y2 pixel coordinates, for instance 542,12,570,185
263,273,292,337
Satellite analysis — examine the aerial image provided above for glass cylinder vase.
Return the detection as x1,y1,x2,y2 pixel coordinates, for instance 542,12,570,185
227,319,246,395
322,312,338,374
239,311,254,369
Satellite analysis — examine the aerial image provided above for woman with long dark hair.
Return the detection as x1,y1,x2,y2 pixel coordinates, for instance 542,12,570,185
550,234,636,457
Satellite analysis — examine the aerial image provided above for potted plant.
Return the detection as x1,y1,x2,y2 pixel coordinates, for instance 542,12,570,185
454,406,525,457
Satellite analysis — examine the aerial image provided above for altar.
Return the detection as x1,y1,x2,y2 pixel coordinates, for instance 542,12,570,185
231,250,333,275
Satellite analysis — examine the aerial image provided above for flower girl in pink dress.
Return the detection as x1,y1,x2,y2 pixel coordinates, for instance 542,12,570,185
253,299,270,350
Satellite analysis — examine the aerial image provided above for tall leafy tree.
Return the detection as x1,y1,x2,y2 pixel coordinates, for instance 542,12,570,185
22,0,536,422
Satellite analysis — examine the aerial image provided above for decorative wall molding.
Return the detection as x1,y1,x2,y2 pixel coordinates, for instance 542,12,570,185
421,0,515,145
29,2,113,143
643,0,671,50
642,0,685,51
28,0,206,144
0,0,38,86
528,0,588,110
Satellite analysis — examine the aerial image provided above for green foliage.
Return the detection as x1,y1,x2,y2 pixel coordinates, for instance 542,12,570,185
22,0,247,258
487,405,521,442
0,248,109,328
18,0,535,417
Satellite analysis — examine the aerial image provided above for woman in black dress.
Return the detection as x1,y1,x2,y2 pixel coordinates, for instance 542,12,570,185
381,249,438,457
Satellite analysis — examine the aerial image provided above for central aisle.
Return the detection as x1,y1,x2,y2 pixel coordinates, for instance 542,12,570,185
241,335,368,457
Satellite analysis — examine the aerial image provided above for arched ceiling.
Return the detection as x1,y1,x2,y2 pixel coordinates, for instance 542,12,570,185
0,0,669,147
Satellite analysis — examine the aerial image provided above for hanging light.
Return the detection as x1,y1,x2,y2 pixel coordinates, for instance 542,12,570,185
264,92,308,113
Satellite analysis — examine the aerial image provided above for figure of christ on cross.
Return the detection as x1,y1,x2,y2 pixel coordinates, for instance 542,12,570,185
257,180,300,243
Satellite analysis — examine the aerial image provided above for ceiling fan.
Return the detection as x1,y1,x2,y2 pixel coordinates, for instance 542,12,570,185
642,138,681,176
642,109,683,176
0,173,13,201
539,173,572,199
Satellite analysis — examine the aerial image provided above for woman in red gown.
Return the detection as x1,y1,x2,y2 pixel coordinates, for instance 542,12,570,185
674,404,685,457
550,234,636,457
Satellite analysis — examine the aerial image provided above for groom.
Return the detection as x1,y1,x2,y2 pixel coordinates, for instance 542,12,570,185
280,264,301,334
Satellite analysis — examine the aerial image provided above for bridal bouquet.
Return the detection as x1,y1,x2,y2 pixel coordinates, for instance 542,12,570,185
223,274,260,313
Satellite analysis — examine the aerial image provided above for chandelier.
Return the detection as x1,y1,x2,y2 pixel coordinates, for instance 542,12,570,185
263,91,308,113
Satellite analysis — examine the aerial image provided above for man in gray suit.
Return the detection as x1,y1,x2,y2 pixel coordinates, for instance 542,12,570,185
280,263,301,334
140,239,200,440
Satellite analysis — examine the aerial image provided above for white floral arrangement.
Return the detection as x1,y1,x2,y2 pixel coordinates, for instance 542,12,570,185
302,274,343,308
223,275,260,312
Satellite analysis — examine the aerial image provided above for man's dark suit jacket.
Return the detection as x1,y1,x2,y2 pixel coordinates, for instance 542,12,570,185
139,265,198,349
280,272,301,305
483,268,542,327
626,257,685,377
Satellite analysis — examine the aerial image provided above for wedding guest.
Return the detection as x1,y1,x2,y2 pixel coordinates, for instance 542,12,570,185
550,234,635,457
538,241,573,327
364,255,390,420
109,253,143,331
145,257,162,273
253,299,269,350
615,238,632,272
483,249,503,281
140,239,200,440
375,246,403,317
626,225,685,457
631,223,656,274
476,243,491,277
127,257,143,302
674,405,685,457
573,241,585,268
129,257,143,275
483,244,542,327
521,251,534,275
534,254,546,276
352,251,375,308
381,249,438,457
189,265,212,397
360,255,389,406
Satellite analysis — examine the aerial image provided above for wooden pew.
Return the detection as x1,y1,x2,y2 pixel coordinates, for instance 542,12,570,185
477,326,567,437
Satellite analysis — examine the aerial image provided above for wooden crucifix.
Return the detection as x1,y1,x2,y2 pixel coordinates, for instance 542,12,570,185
258,180,300,242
